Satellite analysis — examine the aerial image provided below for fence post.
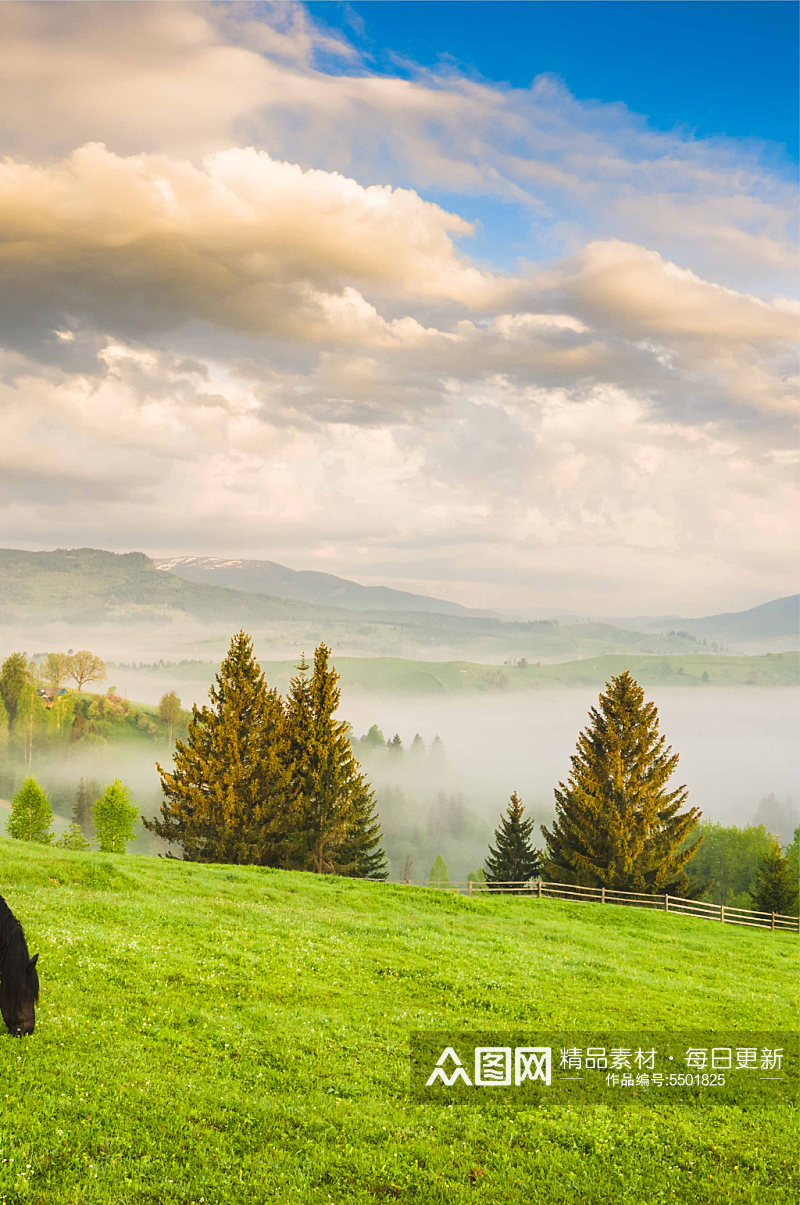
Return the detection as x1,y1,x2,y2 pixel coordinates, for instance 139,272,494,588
772,912,776,931
720,905,725,924
601,886,606,904
665,895,669,913
468,880,473,897
538,879,542,899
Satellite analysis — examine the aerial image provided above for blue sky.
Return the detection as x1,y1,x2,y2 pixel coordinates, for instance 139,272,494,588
310,1,799,159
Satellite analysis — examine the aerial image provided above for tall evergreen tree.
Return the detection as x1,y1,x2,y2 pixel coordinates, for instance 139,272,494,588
285,645,386,875
428,735,446,773
337,778,388,879
749,836,799,915
73,777,99,838
144,632,291,863
7,777,53,844
485,792,540,884
540,671,703,892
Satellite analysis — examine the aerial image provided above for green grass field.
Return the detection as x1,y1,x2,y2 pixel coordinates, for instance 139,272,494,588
0,839,796,1204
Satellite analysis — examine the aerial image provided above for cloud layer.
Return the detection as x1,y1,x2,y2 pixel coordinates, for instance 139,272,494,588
0,1,796,613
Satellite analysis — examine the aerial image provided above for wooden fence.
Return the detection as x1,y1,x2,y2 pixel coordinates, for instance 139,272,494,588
406,878,799,933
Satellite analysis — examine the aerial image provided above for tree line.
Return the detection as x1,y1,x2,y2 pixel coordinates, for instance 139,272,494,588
6,775,139,854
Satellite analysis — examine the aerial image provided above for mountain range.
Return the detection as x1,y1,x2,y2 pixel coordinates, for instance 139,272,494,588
0,547,796,662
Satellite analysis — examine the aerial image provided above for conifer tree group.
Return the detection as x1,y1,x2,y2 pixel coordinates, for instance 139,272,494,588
145,633,387,877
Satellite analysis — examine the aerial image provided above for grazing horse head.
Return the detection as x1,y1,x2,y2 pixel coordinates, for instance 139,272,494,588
0,896,39,1036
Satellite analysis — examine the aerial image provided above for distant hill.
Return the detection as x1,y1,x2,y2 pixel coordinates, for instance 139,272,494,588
610,595,799,652
155,555,497,618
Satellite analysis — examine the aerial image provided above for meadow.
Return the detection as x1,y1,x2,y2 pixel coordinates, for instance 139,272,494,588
0,838,796,1205
111,651,799,705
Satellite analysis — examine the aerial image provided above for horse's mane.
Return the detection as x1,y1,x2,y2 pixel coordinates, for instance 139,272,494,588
0,895,34,998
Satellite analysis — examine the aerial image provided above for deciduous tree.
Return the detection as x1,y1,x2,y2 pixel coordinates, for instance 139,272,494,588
94,780,139,854
47,692,75,754
42,652,72,690
0,653,30,722
69,651,107,691
7,777,53,844
158,691,182,746
540,671,703,893
428,853,449,884
12,683,47,765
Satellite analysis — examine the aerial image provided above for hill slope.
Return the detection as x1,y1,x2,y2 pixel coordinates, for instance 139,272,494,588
612,594,800,651
0,839,795,1204
0,546,334,626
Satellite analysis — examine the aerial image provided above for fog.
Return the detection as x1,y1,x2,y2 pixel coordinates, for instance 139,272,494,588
342,688,799,828
45,663,798,882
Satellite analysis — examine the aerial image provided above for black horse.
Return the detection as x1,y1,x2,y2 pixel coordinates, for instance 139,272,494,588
0,895,38,1035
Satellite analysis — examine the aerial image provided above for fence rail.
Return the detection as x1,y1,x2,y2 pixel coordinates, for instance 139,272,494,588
401,878,799,933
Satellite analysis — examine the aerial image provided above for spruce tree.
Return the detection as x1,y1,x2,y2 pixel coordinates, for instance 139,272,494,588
749,836,799,915
144,632,291,863
285,645,386,875
73,777,99,839
485,792,540,884
7,777,53,844
337,779,388,879
540,671,702,892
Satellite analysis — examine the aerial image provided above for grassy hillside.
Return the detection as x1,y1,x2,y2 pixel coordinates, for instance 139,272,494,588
116,651,799,697
0,840,795,1204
